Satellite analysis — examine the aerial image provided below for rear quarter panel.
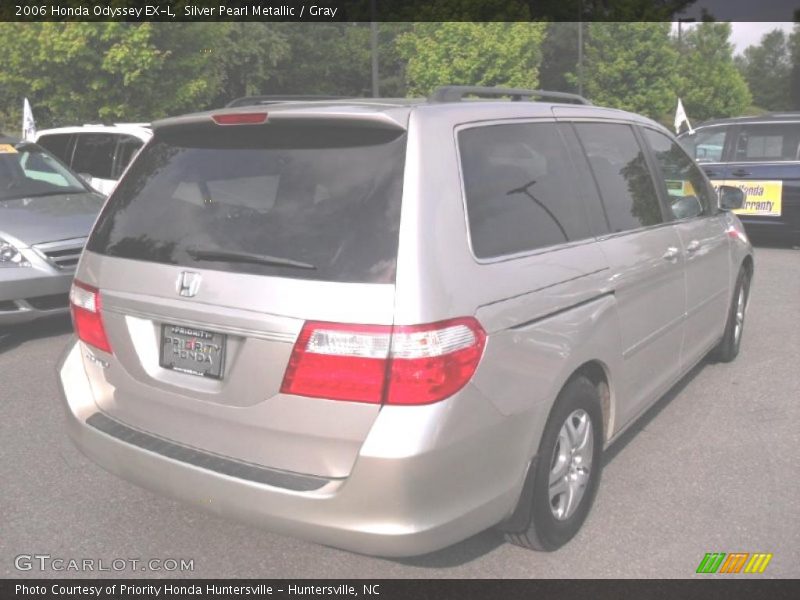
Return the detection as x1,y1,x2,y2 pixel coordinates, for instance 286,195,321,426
395,108,625,456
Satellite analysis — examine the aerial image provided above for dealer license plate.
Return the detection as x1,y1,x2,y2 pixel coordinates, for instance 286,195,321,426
159,324,226,379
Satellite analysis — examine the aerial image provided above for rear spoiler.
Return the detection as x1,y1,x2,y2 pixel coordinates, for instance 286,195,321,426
152,108,408,134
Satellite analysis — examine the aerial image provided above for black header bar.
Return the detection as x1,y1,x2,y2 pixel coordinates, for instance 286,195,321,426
2,0,800,22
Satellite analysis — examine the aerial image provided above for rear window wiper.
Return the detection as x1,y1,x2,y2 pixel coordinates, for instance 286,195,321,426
186,247,316,270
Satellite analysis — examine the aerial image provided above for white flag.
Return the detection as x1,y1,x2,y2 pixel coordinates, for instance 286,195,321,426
674,98,694,135
22,98,36,141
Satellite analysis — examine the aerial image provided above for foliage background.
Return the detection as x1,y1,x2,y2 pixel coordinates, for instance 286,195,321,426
1,21,798,133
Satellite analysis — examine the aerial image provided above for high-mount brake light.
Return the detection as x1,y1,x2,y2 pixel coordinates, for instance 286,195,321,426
211,112,269,126
280,317,486,405
69,280,112,354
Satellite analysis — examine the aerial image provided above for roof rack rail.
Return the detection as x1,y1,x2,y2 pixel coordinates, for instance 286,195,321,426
226,95,353,108
428,86,591,105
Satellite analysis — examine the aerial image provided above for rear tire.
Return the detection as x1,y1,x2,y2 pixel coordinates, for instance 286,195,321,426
713,267,750,363
500,375,604,551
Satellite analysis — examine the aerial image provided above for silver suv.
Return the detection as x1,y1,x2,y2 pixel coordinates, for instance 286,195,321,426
35,124,151,195
58,87,753,556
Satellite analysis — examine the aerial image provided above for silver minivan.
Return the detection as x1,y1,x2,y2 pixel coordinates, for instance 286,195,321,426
58,87,753,556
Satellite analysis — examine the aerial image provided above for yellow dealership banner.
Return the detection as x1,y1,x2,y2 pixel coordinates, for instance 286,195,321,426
665,179,697,197
711,179,783,217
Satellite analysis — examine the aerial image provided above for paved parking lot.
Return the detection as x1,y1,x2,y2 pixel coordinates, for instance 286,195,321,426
1,243,798,579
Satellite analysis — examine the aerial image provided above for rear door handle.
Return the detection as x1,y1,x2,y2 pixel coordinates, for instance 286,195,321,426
731,169,751,177
662,247,680,262
703,169,718,178
686,240,701,255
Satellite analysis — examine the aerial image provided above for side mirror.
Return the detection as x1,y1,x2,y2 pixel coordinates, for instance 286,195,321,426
718,185,745,211
670,195,703,220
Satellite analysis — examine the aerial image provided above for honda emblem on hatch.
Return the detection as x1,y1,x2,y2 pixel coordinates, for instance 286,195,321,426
176,272,201,297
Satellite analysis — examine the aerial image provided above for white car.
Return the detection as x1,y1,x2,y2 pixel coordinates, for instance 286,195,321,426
34,124,151,195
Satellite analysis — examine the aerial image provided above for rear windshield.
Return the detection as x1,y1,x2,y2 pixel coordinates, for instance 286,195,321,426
678,127,727,163
87,123,406,283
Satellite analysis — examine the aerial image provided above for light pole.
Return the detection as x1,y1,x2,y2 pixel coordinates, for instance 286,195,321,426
577,1,584,97
578,21,583,97
370,0,379,97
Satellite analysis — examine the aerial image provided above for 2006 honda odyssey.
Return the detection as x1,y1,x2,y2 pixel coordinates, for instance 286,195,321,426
58,86,753,556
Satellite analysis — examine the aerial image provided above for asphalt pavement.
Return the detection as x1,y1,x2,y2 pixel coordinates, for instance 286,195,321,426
1,244,798,579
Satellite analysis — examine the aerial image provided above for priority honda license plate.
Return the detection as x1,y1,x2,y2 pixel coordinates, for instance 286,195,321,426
159,324,226,379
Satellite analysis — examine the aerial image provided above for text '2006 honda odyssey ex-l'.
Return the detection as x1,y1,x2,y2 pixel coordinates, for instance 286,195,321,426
58,87,753,556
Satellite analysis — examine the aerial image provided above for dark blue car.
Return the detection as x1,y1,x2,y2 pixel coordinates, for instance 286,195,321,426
679,113,800,243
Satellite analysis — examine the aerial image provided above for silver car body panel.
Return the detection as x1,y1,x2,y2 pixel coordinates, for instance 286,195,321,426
58,99,754,556
1,191,103,326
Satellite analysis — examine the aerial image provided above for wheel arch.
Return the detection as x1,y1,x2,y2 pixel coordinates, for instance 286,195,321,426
741,254,754,279
573,360,614,443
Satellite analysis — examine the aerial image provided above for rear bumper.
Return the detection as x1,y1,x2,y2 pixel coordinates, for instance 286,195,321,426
57,340,530,557
0,264,72,326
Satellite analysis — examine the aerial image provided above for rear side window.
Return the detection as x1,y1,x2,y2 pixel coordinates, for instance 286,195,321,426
87,124,406,284
643,128,713,219
573,123,663,232
459,122,592,259
36,134,73,164
72,133,116,179
732,123,800,162
112,135,144,179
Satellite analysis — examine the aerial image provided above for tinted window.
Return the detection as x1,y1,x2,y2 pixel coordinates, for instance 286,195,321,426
72,133,116,179
36,133,73,164
678,127,727,163
574,123,663,232
732,123,800,162
87,125,406,284
459,123,592,258
644,128,713,220
112,136,144,179
558,125,611,236
0,143,85,201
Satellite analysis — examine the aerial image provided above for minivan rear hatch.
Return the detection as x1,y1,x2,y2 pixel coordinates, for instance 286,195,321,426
77,112,408,479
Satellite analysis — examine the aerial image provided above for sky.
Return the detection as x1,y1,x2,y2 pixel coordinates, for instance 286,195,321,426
669,0,796,54
728,23,792,54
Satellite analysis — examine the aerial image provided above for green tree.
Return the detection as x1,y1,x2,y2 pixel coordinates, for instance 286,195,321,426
250,23,410,99
574,22,680,120
268,24,372,97
0,23,219,129
735,30,791,112
396,22,548,96
0,22,293,130
207,23,290,105
789,22,800,110
678,22,751,122
539,22,581,94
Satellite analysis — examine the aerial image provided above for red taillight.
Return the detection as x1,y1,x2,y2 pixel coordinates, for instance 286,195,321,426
386,320,487,405
211,112,268,126
280,317,486,405
69,280,112,354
